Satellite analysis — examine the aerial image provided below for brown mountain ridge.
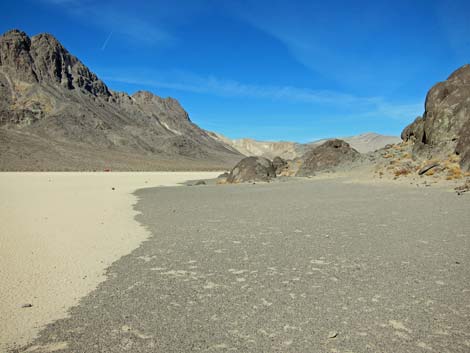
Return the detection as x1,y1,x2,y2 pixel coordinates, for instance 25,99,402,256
0,29,242,171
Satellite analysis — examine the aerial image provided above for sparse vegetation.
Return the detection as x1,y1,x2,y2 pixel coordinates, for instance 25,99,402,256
394,168,411,177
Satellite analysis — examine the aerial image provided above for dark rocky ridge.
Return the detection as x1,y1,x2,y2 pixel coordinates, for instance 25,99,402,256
0,29,242,170
402,64,470,171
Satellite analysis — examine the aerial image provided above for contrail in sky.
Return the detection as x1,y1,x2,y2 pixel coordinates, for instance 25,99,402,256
101,31,113,51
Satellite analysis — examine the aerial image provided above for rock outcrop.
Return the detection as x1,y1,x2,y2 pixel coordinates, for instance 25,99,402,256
227,156,276,183
0,29,242,170
456,119,470,171
272,156,287,175
401,64,470,171
296,139,360,176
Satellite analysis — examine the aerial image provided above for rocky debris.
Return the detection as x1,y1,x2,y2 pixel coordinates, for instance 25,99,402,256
296,139,360,176
216,172,230,184
278,159,302,177
227,156,276,183
401,64,470,171
418,163,439,175
272,156,287,175
373,142,467,182
455,179,470,195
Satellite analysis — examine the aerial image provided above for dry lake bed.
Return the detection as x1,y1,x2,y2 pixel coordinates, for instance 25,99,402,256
3,177,470,353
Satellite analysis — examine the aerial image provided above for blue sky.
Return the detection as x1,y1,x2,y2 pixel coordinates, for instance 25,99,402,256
1,0,469,142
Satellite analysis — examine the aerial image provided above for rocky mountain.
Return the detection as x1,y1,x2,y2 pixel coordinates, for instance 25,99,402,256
0,29,242,171
402,64,470,171
209,132,400,160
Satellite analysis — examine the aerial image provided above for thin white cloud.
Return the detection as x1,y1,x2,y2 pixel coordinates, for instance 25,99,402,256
100,31,113,51
103,71,422,121
105,72,365,103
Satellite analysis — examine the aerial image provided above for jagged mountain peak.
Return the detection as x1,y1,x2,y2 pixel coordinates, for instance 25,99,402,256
0,29,111,97
0,29,36,82
131,90,190,122
0,28,242,170
1,29,30,44
31,32,63,49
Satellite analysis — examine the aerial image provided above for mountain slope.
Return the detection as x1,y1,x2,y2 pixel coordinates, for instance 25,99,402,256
0,29,242,171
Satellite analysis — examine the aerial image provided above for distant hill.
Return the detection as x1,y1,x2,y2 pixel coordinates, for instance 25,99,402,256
207,132,301,160
208,132,400,160
307,132,401,154
0,29,242,171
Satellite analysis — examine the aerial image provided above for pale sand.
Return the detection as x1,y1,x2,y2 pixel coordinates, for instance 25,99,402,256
0,171,220,351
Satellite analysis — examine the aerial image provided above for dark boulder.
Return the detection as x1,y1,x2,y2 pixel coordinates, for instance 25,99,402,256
401,64,470,171
296,139,360,176
227,156,276,183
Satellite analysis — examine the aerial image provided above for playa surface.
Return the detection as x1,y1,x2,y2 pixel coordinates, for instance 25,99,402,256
0,172,221,351
11,178,470,353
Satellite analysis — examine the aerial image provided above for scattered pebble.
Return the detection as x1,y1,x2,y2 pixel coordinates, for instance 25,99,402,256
21,303,33,308
328,331,338,339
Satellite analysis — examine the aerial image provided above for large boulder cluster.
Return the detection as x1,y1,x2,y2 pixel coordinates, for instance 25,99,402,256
223,139,361,183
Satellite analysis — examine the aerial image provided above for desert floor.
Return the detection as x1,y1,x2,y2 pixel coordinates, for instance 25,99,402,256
0,172,221,351
3,176,470,353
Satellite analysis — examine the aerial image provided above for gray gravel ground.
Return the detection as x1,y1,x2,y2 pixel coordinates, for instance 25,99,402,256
13,179,470,353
